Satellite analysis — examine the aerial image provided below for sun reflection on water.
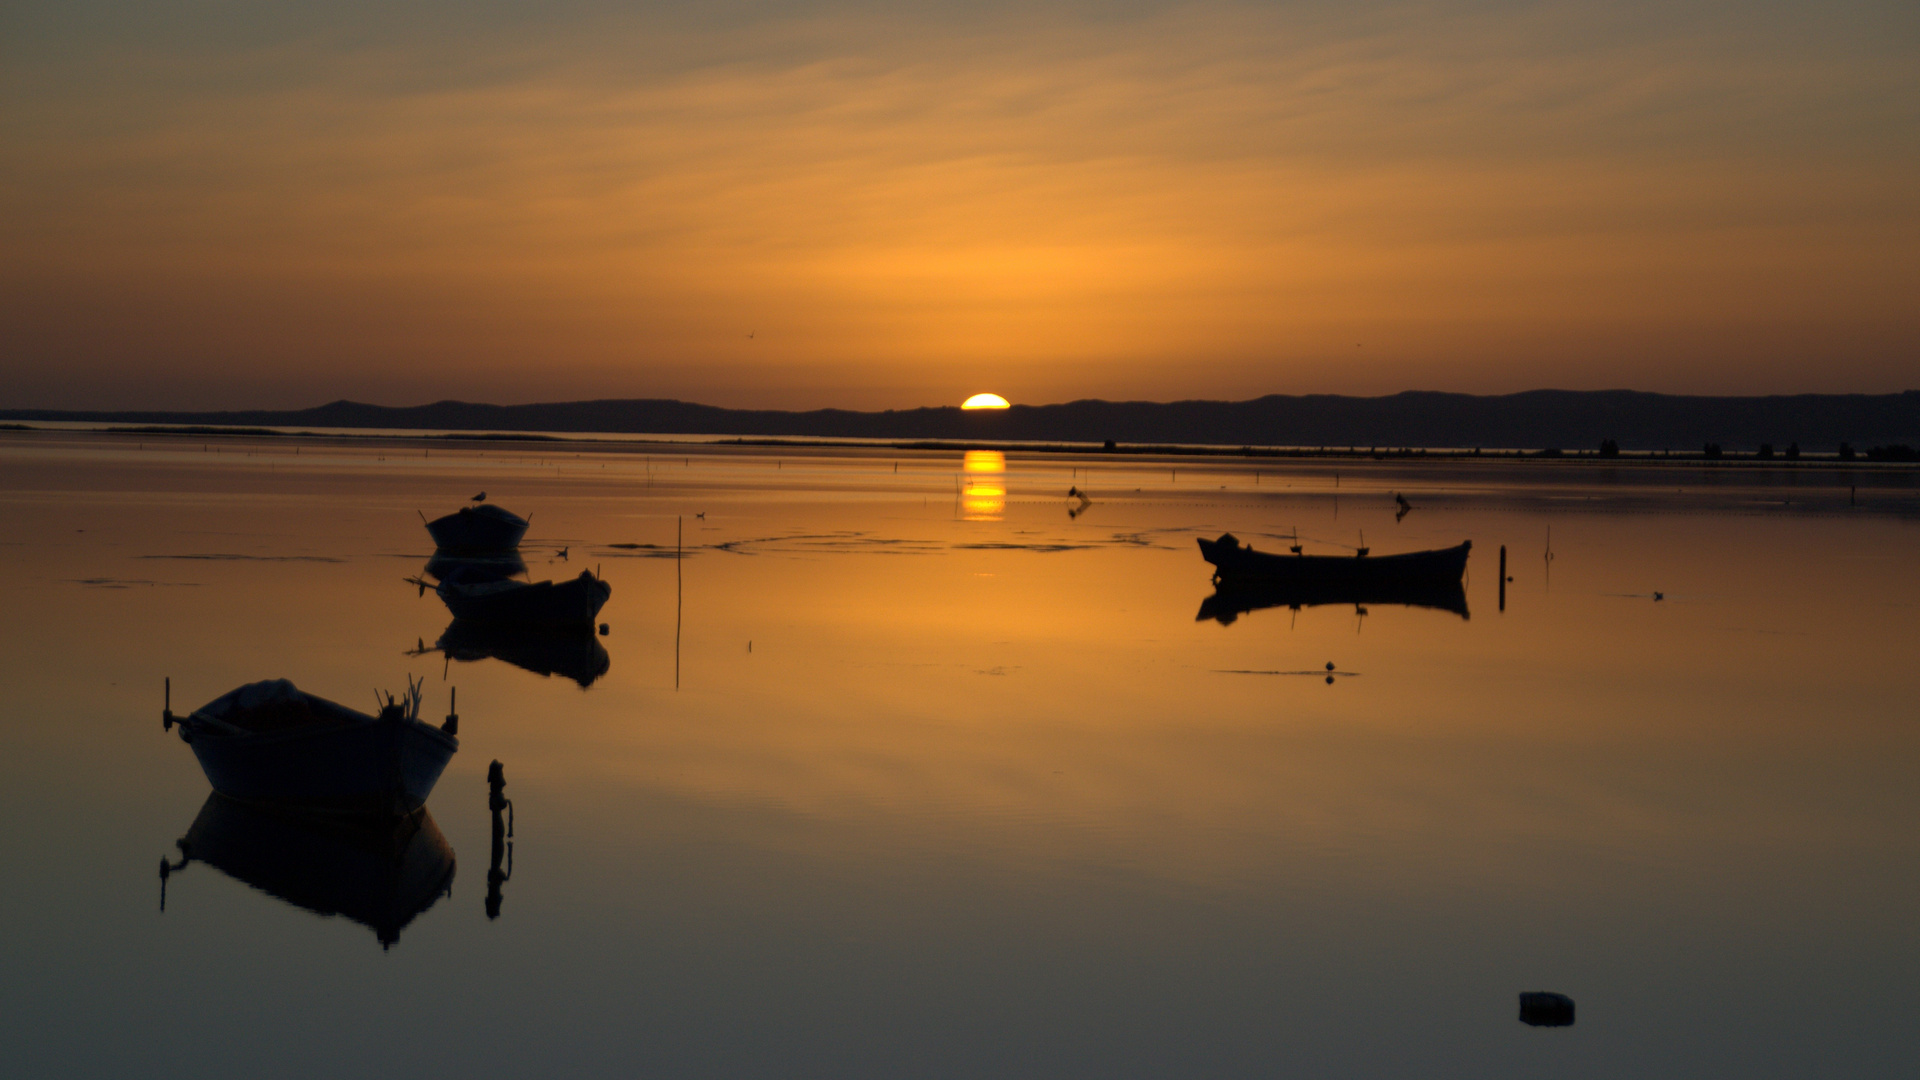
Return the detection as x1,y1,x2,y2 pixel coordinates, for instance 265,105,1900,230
961,450,1006,521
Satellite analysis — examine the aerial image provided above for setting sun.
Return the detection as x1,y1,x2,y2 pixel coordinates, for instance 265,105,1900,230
961,393,1010,410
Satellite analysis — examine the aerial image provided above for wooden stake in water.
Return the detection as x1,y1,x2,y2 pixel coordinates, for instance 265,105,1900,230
675,514,682,690
1499,545,1507,612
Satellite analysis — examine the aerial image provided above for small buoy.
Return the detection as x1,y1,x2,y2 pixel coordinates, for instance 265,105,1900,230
1325,661,1335,671
1519,992,1574,1027
1325,675,1334,685
598,623,610,636
1653,591,1664,601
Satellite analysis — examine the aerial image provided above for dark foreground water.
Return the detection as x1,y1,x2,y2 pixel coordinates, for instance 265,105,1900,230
2,431,1917,1078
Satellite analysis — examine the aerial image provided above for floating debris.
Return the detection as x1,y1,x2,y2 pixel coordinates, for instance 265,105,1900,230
1519,992,1575,1027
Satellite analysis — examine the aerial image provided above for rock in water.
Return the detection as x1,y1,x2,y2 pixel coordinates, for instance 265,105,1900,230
1519,992,1575,1027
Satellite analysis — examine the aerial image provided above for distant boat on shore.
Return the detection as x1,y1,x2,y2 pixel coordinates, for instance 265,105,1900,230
164,678,457,818
424,503,528,553
1198,533,1471,586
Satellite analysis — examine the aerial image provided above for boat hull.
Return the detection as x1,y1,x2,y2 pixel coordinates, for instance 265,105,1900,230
425,507,528,553
184,715,457,817
436,573,610,627
1198,535,1471,585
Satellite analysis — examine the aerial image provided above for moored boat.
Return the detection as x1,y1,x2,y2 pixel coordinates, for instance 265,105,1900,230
424,503,529,553
435,568,610,627
1198,533,1471,585
165,678,457,818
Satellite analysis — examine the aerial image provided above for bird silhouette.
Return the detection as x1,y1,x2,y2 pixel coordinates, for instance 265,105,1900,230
557,546,569,560
471,492,486,503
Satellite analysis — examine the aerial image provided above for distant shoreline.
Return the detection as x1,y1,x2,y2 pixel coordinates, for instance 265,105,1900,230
5,389,1917,455
3,420,1916,468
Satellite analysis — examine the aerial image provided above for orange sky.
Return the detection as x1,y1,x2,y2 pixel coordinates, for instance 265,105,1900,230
3,1,1916,409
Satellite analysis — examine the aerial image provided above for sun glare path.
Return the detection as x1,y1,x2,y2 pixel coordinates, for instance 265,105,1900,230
961,393,1010,410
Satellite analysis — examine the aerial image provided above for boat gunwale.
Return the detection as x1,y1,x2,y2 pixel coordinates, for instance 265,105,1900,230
181,708,459,752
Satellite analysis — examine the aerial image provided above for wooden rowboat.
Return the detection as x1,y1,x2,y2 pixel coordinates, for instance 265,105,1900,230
424,503,528,553
165,678,457,818
434,569,611,627
1198,533,1471,585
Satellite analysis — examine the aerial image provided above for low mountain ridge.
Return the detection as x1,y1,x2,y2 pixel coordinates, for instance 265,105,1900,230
7,389,1918,451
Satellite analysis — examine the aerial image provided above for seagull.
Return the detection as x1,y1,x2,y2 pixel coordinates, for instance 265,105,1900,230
471,492,486,503
696,512,705,519
746,330,755,339
558,546,569,560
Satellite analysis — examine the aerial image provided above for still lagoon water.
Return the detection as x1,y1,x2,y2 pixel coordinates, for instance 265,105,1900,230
2,430,1917,1077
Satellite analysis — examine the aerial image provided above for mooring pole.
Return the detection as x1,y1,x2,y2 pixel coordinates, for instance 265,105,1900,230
1499,545,1508,612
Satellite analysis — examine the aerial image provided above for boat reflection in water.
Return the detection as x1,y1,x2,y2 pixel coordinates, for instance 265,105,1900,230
159,793,455,949
1197,579,1470,625
423,549,527,586
421,619,610,688
486,761,513,920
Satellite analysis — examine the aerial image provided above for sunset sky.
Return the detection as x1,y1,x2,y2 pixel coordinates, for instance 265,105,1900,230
4,0,1915,410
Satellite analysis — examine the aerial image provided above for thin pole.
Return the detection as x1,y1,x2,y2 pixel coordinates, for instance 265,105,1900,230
1499,545,1507,612
675,515,682,690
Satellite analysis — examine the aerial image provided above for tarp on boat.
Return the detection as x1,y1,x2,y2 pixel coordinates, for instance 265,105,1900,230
193,680,366,734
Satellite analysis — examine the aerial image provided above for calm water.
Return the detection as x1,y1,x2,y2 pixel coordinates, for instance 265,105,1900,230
2,431,1917,1078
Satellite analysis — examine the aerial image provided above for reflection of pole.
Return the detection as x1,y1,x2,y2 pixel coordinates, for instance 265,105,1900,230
1499,545,1507,612
487,760,513,920
675,514,682,691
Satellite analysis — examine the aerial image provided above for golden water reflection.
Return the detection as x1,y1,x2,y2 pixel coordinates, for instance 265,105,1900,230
961,449,1006,521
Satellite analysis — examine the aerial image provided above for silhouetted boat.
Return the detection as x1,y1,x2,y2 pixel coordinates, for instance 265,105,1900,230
424,548,527,584
436,568,610,627
424,503,528,553
1198,533,1471,584
161,793,454,948
431,618,610,687
1197,579,1470,625
166,678,457,817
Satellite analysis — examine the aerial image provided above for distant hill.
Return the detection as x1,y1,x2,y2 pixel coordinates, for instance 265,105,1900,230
6,390,1918,452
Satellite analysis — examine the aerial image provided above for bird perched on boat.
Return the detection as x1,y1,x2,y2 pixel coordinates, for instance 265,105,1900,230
471,492,487,503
